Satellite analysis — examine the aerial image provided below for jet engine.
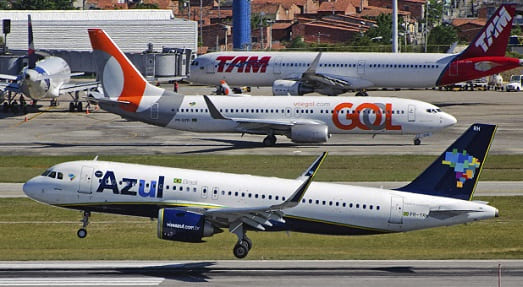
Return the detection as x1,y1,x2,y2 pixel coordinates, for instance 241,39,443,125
157,208,220,242
289,124,330,143
272,80,314,96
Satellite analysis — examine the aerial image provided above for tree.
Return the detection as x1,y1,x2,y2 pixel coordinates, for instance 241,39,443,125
427,24,457,53
426,0,444,28
10,0,75,10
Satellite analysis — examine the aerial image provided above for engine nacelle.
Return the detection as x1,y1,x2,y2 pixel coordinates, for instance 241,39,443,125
157,208,218,242
272,80,313,96
290,124,330,143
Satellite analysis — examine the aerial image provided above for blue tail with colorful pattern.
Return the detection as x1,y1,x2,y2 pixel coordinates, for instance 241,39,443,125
396,124,496,200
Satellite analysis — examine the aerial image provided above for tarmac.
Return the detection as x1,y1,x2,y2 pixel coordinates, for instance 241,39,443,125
1,88,523,155
0,260,522,287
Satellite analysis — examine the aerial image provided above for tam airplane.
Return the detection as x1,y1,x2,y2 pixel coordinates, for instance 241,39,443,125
189,5,522,96
23,123,499,258
0,15,97,112
87,29,456,146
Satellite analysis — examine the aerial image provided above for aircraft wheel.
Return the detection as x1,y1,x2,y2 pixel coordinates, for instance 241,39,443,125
77,102,83,112
263,135,276,147
69,102,75,112
77,228,87,239
2,102,8,113
233,242,249,259
244,237,253,250
414,138,421,146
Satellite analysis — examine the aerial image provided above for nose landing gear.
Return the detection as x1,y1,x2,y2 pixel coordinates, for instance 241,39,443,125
77,211,90,238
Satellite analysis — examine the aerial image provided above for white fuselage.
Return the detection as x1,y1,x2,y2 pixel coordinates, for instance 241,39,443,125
165,95,456,135
189,52,454,89
21,56,71,100
23,160,498,235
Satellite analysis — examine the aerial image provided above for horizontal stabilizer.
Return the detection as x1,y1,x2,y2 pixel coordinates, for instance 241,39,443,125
428,209,479,220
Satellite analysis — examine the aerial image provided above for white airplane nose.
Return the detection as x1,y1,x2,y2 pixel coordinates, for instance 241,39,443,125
441,113,457,127
23,176,41,199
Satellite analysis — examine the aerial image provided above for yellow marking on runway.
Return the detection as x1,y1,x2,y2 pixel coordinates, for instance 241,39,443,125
11,106,56,128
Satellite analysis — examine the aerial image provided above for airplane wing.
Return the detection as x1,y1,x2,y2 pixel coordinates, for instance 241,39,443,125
59,81,99,94
287,52,374,95
203,152,327,231
0,74,19,81
203,95,325,134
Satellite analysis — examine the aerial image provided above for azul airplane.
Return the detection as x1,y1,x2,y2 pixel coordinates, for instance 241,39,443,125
23,123,498,258
0,15,97,112
189,5,522,96
87,29,456,146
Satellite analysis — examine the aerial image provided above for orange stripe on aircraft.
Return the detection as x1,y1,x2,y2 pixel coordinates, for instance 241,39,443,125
88,29,146,112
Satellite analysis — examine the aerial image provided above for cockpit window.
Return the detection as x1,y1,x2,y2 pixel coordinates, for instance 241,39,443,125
191,60,199,66
48,171,56,178
41,169,51,176
426,109,440,113
57,172,63,180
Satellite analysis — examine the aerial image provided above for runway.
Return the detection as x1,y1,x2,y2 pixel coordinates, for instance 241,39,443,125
0,260,522,286
1,88,523,155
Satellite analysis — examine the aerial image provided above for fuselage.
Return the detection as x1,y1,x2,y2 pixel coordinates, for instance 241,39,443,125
20,56,71,100
190,52,452,89
23,160,498,235
189,51,521,91
99,95,456,136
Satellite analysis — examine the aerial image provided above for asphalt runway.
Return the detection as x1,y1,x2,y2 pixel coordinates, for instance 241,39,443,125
0,260,522,287
1,87,523,155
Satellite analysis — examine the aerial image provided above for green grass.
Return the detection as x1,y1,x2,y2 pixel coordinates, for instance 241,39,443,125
1,154,523,183
0,197,521,260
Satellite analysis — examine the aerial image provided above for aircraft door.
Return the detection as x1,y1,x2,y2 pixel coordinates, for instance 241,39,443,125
388,196,404,224
212,186,219,200
151,103,159,120
357,60,365,74
273,56,281,74
201,186,208,199
449,61,459,76
78,166,93,194
206,60,215,74
408,105,416,122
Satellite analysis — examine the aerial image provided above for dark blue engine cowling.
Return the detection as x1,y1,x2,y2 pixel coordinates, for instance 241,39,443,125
157,208,216,242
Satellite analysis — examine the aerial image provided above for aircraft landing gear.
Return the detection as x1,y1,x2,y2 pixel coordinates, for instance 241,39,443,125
355,90,368,97
69,91,83,112
230,222,252,259
263,134,277,146
77,211,90,239
413,132,432,145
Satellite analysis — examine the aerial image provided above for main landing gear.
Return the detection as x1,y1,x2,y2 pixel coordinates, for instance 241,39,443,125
77,211,90,238
263,134,277,146
355,90,368,97
230,222,253,258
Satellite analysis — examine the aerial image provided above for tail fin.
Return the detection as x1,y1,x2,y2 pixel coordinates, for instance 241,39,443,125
396,124,496,201
88,28,163,112
27,15,37,69
219,80,232,95
458,5,515,59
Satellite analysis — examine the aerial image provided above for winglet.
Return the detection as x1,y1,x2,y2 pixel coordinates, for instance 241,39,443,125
203,95,229,120
272,152,327,210
304,52,322,75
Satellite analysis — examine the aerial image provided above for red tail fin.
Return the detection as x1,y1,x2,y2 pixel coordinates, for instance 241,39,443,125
458,5,516,59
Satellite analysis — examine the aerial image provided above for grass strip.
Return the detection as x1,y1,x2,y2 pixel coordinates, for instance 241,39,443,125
0,197,521,260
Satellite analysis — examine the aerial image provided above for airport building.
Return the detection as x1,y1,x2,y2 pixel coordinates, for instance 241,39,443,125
0,10,197,81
